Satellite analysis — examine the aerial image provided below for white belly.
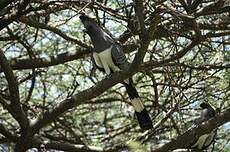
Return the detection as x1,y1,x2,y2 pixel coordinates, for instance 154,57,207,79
93,47,120,75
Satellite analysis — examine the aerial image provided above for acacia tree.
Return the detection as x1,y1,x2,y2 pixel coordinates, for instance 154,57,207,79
0,0,229,152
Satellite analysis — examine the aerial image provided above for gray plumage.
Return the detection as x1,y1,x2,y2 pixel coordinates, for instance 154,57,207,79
79,14,153,130
111,44,130,70
79,15,112,51
194,102,216,125
80,15,129,71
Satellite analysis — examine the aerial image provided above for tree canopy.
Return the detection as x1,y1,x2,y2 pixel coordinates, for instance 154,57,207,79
0,0,229,152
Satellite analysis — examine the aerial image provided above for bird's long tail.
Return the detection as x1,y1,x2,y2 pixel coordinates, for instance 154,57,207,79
123,79,153,130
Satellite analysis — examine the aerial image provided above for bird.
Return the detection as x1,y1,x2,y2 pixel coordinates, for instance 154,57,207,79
79,14,153,130
189,102,217,150
38,144,46,152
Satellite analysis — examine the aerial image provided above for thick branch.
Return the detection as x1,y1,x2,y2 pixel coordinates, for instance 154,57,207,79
0,49,28,130
32,140,103,152
0,44,137,72
6,48,91,71
130,0,160,71
134,0,146,38
30,70,132,133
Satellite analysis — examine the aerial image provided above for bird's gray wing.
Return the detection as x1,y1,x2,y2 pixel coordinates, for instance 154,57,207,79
111,44,130,70
201,108,216,123
207,107,216,117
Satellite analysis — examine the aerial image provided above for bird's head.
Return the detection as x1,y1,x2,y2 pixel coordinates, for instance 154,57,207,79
200,102,211,109
79,14,98,33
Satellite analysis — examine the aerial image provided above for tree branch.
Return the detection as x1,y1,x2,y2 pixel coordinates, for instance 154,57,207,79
142,38,201,71
0,49,28,130
24,37,202,134
0,43,138,72
134,0,147,38
130,0,160,71
152,107,230,152
0,0,15,10
195,0,225,17
0,0,30,31
3,48,91,71
0,124,17,142
32,140,103,152
30,70,132,133
19,16,90,48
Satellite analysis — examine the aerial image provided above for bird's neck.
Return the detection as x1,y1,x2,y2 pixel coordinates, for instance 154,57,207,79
87,28,113,52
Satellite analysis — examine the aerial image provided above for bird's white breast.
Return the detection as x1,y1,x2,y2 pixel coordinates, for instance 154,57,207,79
93,47,120,75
